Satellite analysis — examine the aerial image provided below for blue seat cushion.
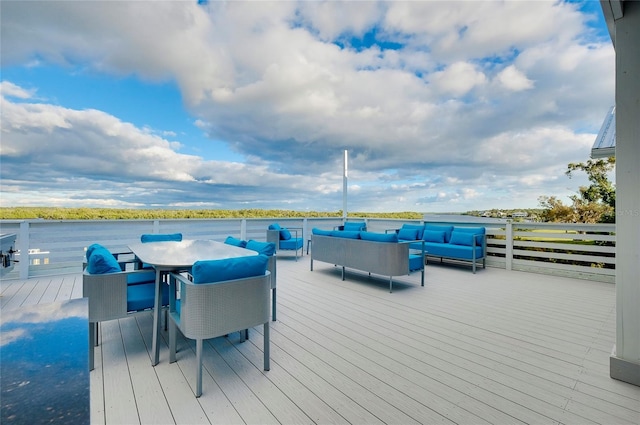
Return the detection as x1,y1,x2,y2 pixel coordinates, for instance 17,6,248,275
343,222,366,231
140,233,183,243
360,232,398,242
401,224,426,240
424,242,483,260
279,238,303,250
127,281,170,311
397,228,419,241
409,254,424,271
246,240,276,256
86,247,122,274
224,236,247,248
312,228,333,236
424,225,454,243
191,255,269,284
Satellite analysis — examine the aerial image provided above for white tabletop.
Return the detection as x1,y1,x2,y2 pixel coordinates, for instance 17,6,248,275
128,239,257,269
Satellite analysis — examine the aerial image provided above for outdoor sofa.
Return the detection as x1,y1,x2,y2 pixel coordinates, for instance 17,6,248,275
390,224,486,273
310,229,425,292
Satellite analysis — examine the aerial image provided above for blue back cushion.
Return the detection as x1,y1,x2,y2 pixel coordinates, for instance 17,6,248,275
449,231,475,246
401,224,425,240
397,228,418,241
86,246,122,274
191,255,268,284
279,228,292,240
360,232,398,242
246,240,276,256
140,233,183,243
331,230,361,239
343,222,366,231
224,236,247,248
86,243,104,262
312,228,333,236
268,223,281,230
424,225,454,243
423,230,446,244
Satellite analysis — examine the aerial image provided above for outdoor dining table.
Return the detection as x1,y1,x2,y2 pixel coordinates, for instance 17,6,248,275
128,239,258,366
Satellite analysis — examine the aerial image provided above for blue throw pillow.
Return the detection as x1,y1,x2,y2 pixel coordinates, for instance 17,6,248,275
360,232,398,242
397,228,418,241
191,255,269,284
246,240,276,256
140,233,183,243
86,243,105,262
401,224,425,240
424,225,454,243
268,223,281,230
331,230,361,239
279,228,292,240
312,228,333,236
224,236,247,248
423,230,446,244
449,231,475,246
86,247,122,274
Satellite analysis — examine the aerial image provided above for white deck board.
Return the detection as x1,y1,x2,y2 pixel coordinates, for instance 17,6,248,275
2,258,639,424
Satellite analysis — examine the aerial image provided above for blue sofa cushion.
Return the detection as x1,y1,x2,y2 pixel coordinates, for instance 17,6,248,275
424,225,454,243
423,230,446,244
397,228,418,241
279,238,304,250
331,230,361,239
343,222,366,231
246,240,276,256
224,236,246,248
140,233,182,243
424,242,482,261
86,246,122,275
127,281,170,311
401,224,425,240
268,223,281,230
449,231,475,246
191,255,269,284
312,228,333,236
360,232,398,242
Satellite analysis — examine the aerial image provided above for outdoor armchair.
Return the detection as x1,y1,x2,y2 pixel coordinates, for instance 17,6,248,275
167,255,271,397
266,223,304,260
83,244,169,371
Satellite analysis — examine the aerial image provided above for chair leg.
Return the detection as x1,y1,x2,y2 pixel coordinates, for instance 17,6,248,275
169,318,177,363
272,288,277,321
195,339,203,397
264,322,270,371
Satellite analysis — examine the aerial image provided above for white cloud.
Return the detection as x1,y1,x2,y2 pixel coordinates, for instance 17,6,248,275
0,1,615,212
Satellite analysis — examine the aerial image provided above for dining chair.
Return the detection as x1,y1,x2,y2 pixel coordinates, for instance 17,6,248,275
168,255,271,397
83,244,169,370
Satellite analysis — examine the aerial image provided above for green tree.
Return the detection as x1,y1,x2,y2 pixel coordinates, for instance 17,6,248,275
539,157,616,223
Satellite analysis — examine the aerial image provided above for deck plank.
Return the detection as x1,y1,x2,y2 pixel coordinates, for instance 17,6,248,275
2,260,640,425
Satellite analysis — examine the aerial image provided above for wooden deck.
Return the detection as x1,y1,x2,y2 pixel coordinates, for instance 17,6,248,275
2,258,639,424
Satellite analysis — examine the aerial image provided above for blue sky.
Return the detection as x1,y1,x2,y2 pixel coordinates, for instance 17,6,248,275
1,1,615,212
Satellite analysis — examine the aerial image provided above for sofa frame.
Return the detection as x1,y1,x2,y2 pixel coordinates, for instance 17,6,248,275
310,234,425,292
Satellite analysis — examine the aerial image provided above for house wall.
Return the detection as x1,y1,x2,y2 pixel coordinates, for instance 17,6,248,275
611,0,640,386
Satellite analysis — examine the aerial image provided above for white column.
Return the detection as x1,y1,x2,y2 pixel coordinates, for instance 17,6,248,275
343,150,348,221
611,0,640,386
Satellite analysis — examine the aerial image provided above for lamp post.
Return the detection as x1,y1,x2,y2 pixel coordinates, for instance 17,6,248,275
343,150,348,221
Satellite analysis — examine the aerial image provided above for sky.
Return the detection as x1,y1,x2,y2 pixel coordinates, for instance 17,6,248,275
0,0,615,213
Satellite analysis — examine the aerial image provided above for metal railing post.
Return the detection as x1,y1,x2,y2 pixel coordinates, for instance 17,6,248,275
19,221,30,280
505,220,513,271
